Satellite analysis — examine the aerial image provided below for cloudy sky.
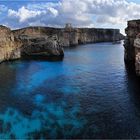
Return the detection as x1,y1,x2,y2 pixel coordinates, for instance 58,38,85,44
0,0,140,34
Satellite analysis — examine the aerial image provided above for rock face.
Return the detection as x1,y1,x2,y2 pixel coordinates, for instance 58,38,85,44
20,35,64,58
0,26,22,63
0,25,123,63
0,26,64,63
124,20,140,75
134,34,140,75
13,26,124,47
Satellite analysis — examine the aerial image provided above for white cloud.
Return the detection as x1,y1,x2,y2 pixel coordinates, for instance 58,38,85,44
8,6,43,22
1,0,140,34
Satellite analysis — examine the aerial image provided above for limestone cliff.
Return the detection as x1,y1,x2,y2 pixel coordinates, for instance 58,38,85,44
124,20,140,76
21,35,64,58
13,26,123,47
0,26,64,63
0,25,123,63
0,26,22,63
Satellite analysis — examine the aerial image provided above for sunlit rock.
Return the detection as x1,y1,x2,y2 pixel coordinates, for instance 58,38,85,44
0,25,22,63
0,25,124,63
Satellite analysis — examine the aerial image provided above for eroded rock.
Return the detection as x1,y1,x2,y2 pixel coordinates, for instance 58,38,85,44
21,35,64,59
0,25,22,63
134,34,140,75
0,26,64,63
13,26,124,48
0,25,123,63
124,19,140,76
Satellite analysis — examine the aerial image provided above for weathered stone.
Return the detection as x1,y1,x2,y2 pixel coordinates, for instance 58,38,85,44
124,19,140,76
0,25,22,63
0,25,123,63
134,35,140,75
13,26,124,48
21,35,64,58
0,26,64,63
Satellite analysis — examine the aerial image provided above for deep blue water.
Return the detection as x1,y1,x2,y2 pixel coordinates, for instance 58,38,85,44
0,42,140,138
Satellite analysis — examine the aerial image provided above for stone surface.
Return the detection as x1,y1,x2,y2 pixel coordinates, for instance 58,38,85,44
134,35,140,75
124,20,140,62
21,35,64,58
0,25,22,63
0,26,64,63
13,26,124,47
0,25,123,63
124,19,140,76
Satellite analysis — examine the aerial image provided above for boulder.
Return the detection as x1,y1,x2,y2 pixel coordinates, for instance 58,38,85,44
21,35,64,59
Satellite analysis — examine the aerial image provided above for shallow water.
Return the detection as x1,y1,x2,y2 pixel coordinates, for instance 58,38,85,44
0,42,140,138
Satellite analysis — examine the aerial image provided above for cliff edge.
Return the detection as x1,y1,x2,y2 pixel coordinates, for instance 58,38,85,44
0,26,64,63
0,25,22,63
0,25,123,63
13,26,124,47
124,19,140,76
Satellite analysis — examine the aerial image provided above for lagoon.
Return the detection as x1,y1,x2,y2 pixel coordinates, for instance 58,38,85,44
0,42,140,138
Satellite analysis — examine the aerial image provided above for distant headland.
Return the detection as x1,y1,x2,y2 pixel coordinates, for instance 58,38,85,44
0,24,124,63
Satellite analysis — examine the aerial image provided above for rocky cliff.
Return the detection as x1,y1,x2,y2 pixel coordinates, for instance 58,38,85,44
124,20,140,75
0,25,123,63
0,26,22,63
0,26,64,63
21,35,64,59
13,26,123,47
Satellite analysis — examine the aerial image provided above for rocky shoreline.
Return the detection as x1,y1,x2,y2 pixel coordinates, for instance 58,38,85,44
0,25,123,63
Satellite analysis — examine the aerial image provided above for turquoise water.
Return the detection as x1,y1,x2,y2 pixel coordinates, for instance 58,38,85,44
0,42,140,138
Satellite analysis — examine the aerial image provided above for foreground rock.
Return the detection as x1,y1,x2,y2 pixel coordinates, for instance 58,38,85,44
0,26,64,63
20,35,64,60
0,26,22,63
124,19,140,76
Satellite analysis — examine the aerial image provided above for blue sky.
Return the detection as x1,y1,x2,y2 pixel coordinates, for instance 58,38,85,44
0,0,140,34
128,0,140,3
